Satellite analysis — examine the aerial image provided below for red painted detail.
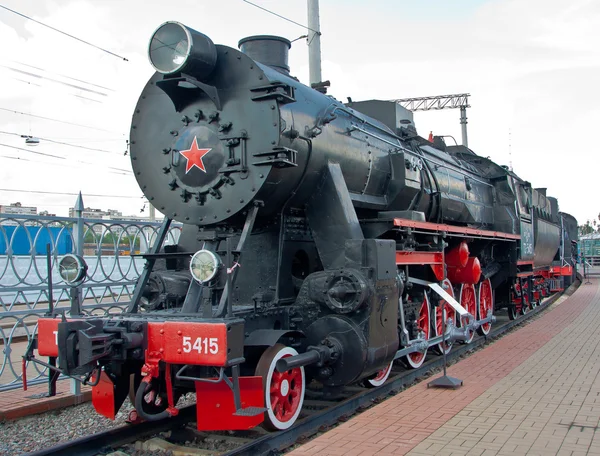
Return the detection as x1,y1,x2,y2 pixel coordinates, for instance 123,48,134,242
533,291,540,301
141,349,161,380
165,363,179,417
516,272,534,277
447,256,481,284
478,278,494,334
395,251,445,281
445,241,469,268
37,318,63,357
179,137,212,174
395,251,443,265
459,283,477,341
517,260,534,265
22,358,27,391
147,321,228,366
267,355,304,424
559,265,573,276
430,264,445,282
393,218,521,240
92,371,116,420
195,376,264,430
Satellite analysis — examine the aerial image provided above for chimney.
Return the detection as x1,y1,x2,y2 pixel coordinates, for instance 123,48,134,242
238,35,291,75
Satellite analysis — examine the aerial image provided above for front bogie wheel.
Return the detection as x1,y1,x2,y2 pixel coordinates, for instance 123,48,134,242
365,360,394,388
255,344,305,431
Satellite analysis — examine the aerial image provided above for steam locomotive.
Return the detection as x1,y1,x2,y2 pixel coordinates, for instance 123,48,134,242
26,21,578,431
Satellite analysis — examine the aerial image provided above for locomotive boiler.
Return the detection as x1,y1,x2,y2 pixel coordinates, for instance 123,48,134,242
26,21,578,432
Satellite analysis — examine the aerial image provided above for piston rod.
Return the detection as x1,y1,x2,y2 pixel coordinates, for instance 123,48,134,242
276,350,321,373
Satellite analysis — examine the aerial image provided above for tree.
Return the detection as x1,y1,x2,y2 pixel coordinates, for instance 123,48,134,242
579,220,594,236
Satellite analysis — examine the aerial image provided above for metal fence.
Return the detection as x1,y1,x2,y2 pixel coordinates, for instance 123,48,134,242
0,210,181,392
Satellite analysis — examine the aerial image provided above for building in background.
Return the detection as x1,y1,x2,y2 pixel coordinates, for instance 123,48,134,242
0,202,37,215
68,207,123,219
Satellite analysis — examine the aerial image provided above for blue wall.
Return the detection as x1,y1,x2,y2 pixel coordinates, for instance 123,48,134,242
0,226,73,255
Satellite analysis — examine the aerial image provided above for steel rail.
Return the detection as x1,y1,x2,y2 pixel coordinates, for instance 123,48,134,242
23,406,197,456
22,288,567,456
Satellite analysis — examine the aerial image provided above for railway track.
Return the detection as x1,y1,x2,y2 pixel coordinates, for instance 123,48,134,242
24,285,572,456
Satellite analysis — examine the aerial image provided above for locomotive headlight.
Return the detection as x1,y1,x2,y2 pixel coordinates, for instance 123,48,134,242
189,249,221,283
58,254,88,286
148,21,217,79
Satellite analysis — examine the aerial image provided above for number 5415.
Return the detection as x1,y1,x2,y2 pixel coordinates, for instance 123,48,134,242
182,336,219,354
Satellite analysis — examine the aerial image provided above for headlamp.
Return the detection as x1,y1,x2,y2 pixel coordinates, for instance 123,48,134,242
58,254,88,286
148,21,217,79
189,249,221,283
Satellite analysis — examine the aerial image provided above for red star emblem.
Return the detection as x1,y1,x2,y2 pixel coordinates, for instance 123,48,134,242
179,137,212,174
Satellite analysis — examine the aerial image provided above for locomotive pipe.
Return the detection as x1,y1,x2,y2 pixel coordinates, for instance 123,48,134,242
134,380,170,421
276,349,321,373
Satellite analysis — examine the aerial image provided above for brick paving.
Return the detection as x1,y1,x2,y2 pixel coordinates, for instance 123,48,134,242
288,279,599,456
0,381,90,421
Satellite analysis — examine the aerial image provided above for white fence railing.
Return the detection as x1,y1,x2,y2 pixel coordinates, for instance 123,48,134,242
0,212,181,392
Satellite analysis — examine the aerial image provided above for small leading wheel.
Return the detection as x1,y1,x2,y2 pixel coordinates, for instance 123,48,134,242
508,303,518,320
405,293,430,369
255,344,305,431
434,278,456,355
458,283,476,344
365,360,393,388
477,278,494,336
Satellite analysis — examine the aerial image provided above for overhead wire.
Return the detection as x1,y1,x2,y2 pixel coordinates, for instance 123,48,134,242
242,0,321,34
0,64,108,97
0,107,125,135
0,154,131,176
12,60,114,92
0,188,142,199
0,142,132,173
0,4,129,62
0,130,124,154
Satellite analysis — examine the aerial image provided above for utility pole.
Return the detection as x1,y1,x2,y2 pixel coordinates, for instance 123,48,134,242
394,93,471,148
459,106,468,147
149,203,155,222
307,0,322,85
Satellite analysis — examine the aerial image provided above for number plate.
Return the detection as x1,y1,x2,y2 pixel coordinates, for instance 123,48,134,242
147,322,228,366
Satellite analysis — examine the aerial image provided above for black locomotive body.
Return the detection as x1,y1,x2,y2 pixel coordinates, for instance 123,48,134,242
29,22,578,431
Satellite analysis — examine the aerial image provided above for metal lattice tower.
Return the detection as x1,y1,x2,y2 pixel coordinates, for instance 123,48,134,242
392,93,471,147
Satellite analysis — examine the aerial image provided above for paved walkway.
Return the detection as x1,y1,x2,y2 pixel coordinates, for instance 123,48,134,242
0,381,90,421
289,278,599,456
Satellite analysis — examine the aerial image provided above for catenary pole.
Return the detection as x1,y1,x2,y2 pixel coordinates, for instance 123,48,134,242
307,0,322,85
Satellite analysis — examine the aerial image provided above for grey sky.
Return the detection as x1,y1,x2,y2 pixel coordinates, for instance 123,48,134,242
0,0,598,225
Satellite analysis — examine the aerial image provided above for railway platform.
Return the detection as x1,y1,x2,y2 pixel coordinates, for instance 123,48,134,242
289,277,600,456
